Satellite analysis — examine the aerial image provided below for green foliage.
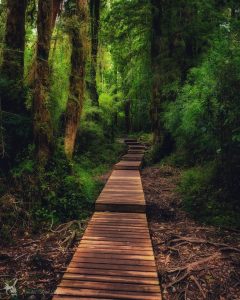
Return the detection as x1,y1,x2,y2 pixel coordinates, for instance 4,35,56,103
164,19,240,227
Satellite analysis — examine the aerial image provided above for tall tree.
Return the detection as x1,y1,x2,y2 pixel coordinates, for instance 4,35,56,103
33,0,54,164
64,0,88,159
150,0,220,157
88,0,100,106
150,0,162,146
1,0,27,113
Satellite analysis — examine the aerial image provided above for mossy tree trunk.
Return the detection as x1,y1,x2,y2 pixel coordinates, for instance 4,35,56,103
1,0,27,114
28,0,62,87
64,0,88,159
88,0,100,106
33,0,54,165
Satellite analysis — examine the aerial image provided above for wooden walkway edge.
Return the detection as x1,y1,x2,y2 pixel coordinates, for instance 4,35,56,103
53,139,162,300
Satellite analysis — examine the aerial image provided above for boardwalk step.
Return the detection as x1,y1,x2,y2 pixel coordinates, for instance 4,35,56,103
114,160,142,170
128,149,145,154
124,138,138,143
122,154,144,161
126,141,141,146
129,145,146,150
95,170,146,212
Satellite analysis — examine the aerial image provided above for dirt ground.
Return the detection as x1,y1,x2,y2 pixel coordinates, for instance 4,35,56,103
142,165,240,300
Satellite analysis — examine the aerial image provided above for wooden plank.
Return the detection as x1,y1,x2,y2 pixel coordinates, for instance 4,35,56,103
77,244,153,251
72,252,154,261
84,229,149,237
79,241,152,249
59,280,160,293
89,218,146,224
63,273,159,285
71,257,156,267
65,267,157,278
85,224,147,231
88,221,147,227
93,212,146,218
74,248,154,256
54,287,161,300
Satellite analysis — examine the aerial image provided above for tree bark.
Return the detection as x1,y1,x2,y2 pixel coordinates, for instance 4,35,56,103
1,0,27,113
33,0,54,165
64,0,88,159
88,0,100,106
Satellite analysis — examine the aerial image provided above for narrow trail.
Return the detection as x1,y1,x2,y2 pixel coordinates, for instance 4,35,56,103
53,139,162,300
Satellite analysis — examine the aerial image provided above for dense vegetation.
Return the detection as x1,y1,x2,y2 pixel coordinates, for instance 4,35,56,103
0,0,240,244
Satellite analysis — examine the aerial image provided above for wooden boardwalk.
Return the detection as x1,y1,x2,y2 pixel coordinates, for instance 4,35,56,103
53,139,161,300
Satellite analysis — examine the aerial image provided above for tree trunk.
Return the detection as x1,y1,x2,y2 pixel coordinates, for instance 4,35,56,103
151,85,163,145
151,0,163,146
124,99,131,134
1,0,27,113
64,0,88,159
88,0,100,106
52,0,63,28
33,0,54,165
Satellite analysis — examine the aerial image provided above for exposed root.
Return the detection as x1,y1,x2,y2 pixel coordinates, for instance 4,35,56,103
167,253,220,275
168,236,240,253
60,230,77,250
51,220,84,233
190,275,206,299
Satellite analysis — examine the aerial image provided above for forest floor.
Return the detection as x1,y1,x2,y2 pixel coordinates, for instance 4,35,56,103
142,165,240,300
0,218,88,299
1,166,240,299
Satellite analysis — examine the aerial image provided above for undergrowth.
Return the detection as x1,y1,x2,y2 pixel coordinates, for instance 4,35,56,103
0,138,124,244
178,164,240,229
